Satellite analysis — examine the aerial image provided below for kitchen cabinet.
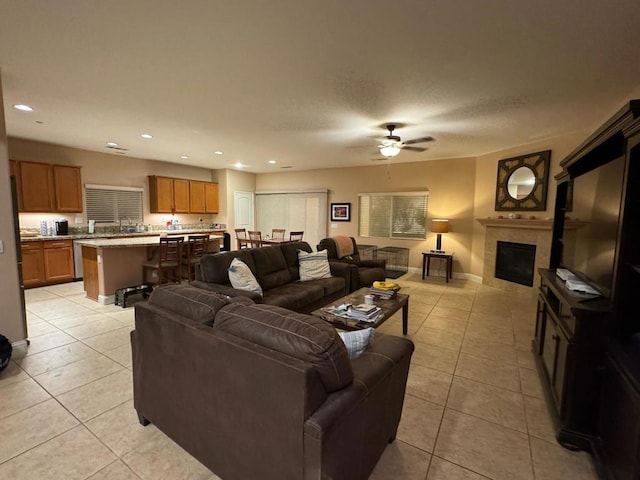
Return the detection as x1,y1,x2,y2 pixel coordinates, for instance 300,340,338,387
16,161,82,213
189,181,206,213
21,241,45,287
204,182,219,213
173,178,190,213
21,239,75,288
149,176,190,213
150,175,218,214
189,181,219,213
52,165,83,212
9,160,22,211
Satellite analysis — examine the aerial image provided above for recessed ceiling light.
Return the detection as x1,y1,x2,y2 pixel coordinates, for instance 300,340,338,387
106,141,119,147
234,162,243,168
14,104,33,112
140,133,153,139
268,160,277,164
180,155,189,159
214,151,223,155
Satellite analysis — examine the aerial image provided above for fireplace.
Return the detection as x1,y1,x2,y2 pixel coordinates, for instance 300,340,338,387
495,241,536,287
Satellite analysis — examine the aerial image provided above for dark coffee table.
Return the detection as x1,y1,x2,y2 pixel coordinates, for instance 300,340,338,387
311,287,409,335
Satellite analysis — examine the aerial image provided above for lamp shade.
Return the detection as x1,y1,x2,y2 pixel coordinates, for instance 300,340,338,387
379,145,401,157
430,219,449,233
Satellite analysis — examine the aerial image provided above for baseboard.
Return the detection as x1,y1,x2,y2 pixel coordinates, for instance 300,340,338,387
11,339,29,349
98,294,116,305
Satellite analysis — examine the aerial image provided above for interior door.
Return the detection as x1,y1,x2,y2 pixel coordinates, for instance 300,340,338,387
234,191,254,233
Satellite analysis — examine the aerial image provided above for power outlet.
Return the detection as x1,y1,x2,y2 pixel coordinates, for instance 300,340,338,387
330,223,338,229
75,216,83,224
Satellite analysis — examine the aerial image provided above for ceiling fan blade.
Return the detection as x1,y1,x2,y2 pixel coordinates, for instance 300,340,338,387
371,158,389,162
403,136,434,145
402,146,428,152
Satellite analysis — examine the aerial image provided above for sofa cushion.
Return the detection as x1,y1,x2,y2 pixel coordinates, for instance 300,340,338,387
339,328,375,360
279,241,312,281
261,282,325,311
250,246,291,290
214,303,353,392
298,276,345,298
148,284,232,326
299,249,332,281
228,258,263,296
199,250,256,284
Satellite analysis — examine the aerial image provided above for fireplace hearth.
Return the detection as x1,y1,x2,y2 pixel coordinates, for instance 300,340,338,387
495,241,536,287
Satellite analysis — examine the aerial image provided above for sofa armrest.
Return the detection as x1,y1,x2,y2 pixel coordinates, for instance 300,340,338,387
191,280,263,301
356,259,385,269
303,382,366,440
327,261,356,294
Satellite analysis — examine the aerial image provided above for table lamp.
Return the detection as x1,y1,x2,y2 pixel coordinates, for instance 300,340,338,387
430,219,449,254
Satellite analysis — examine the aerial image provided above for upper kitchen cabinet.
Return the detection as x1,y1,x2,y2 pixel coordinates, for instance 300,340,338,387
9,160,22,211
150,176,218,214
52,165,82,212
204,182,219,213
149,176,190,213
189,180,219,214
17,161,82,213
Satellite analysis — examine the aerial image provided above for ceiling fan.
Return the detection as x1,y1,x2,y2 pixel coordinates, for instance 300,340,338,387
376,124,434,158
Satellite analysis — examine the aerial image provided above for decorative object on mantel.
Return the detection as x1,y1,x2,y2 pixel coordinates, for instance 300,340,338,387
476,218,589,230
495,150,551,211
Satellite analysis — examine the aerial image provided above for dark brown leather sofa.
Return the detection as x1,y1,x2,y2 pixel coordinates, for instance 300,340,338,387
318,237,386,292
132,285,414,480
192,241,352,313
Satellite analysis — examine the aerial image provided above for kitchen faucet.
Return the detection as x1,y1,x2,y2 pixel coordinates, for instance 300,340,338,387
119,217,133,232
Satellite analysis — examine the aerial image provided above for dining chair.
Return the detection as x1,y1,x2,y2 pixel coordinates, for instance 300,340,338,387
182,235,209,282
142,237,184,285
235,228,250,249
289,231,304,241
271,229,286,240
248,230,263,248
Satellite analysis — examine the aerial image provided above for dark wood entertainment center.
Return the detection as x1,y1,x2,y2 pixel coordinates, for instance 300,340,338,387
533,100,640,480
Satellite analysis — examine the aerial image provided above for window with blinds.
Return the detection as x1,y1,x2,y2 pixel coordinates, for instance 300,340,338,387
85,185,144,223
358,192,428,239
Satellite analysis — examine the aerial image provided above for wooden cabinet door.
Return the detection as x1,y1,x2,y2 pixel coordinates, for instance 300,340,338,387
205,182,219,213
53,165,82,212
189,181,206,213
149,176,174,213
21,242,45,287
9,160,23,211
43,240,74,283
173,179,190,213
19,161,53,212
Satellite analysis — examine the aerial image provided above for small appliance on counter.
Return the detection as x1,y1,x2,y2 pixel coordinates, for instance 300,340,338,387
55,219,69,235
88,220,95,234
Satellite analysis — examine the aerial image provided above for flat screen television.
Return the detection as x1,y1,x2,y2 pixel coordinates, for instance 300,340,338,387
561,154,626,299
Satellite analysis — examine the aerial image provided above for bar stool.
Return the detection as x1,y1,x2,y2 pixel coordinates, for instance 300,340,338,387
142,237,184,285
182,235,209,282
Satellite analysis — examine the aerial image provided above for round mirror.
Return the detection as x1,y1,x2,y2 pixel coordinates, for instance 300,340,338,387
507,166,536,200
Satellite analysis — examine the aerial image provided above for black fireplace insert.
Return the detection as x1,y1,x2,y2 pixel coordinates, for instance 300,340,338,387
495,241,536,287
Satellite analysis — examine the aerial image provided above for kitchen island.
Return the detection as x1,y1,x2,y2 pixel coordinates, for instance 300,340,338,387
75,234,222,304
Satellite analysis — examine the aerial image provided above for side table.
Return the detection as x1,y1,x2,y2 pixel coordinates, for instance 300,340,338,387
422,252,454,283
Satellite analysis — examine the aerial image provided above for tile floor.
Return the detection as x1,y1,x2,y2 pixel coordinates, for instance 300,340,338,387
0,275,600,479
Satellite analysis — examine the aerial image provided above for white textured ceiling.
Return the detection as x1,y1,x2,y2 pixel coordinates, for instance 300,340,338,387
1,1,640,173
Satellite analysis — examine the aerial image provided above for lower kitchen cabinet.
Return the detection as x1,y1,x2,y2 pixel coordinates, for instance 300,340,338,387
21,239,75,288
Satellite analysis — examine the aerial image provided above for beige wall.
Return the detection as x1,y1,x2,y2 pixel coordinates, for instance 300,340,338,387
256,158,477,276
470,131,590,277
0,74,27,343
8,138,223,229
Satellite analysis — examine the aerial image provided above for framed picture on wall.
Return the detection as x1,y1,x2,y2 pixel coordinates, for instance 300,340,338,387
330,203,351,222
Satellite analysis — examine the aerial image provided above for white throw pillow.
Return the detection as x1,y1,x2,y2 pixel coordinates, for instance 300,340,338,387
228,257,263,296
299,249,332,281
339,328,375,360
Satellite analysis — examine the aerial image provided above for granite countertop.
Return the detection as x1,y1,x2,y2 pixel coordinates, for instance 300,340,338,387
20,228,225,242
75,233,224,248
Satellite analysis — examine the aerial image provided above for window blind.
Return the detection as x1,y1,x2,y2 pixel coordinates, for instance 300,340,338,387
358,192,428,239
85,185,144,224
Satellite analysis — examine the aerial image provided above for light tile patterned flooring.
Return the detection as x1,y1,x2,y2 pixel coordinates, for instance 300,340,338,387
0,276,599,479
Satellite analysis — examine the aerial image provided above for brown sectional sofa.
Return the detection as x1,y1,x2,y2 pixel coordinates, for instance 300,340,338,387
132,285,414,480
192,241,353,313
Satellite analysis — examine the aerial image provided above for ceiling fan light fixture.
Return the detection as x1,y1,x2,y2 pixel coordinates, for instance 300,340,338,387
380,144,401,157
